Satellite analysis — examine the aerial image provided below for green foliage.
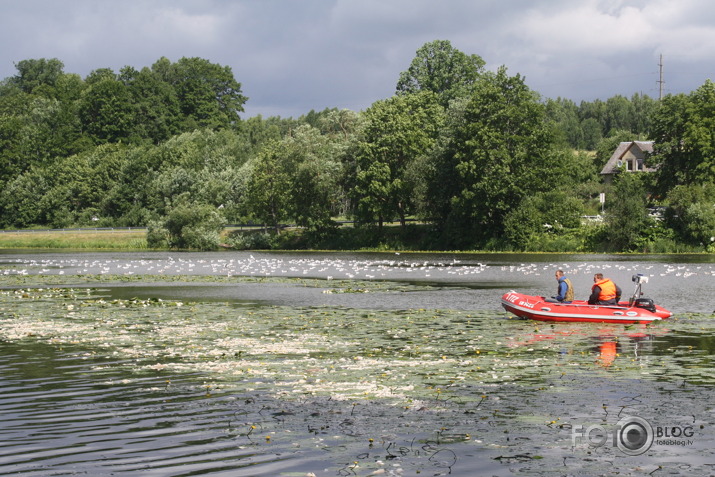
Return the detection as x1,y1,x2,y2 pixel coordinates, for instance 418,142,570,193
396,39,485,108
0,88,83,183
650,82,715,196
428,67,562,245
502,203,540,250
565,150,602,208
580,118,603,150
683,203,715,248
236,121,352,236
0,143,130,228
0,128,249,229
141,129,251,218
503,190,585,250
236,114,300,150
2,56,247,156
242,140,292,232
352,161,392,226
160,57,247,130
544,97,582,148
285,124,345,234
2,51,714,253
664,183,715,246
146,220,170,249
79,76,134,144
10,58,65,94
352,91,444,228
604,173,649,251
545,93,656,150
150,202,226,250
225,230,275,250
121,65,182,144
0,168,51,227
604,95,635,134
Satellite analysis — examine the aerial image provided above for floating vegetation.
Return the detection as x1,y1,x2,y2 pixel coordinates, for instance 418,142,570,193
0,272,444,293
2,283,714,405
2,281,715,394
1,259,714,475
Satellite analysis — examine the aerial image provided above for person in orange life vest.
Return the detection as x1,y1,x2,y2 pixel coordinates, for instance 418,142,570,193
545,269,574,303
588,273,622,305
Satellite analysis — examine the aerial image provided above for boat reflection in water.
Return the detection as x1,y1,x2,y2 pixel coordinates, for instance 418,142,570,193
593,327,666,368
507,323,668,368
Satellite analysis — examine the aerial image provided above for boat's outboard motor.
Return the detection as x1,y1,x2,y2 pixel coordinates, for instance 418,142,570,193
634,297,656,313
629,274,657,312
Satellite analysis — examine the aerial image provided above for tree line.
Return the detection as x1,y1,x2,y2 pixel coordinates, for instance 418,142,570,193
1,41,713,252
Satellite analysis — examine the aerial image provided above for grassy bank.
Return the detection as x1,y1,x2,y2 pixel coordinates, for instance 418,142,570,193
1,225,471,252
1,225,710,254
0,230,149,249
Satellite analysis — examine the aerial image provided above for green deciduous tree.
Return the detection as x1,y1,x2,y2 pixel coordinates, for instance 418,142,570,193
158,57,248,130
545,97,583,148
663,183,715,247
141,129,250,217
242,123,350,237
148,199,226,250
629,92,657,136
427,67,564,246
10,58,65,95
0,168,50,227
604,95,635,136
121,66,181,144
503,190,585,250
78,73,134,144
650,81,715,196
0,72,86,183
396,40,485,108
352,91,443,229
0,143,133,228
605,172,650,251
580,117,603,150
243,140,292,233
284,125,346,236
546,94,655,150
683,202,715,249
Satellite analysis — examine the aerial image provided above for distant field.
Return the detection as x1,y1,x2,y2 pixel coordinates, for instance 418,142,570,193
0,229,149,249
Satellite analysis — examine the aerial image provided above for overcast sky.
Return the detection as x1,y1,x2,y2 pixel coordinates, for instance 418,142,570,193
1,0,714,118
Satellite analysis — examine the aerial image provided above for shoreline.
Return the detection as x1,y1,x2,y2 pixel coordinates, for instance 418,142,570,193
1,227,713,256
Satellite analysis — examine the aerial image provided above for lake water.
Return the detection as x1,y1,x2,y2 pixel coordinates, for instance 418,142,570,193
0,250,713,476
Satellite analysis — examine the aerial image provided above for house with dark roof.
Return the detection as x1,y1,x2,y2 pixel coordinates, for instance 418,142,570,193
600,141,655,183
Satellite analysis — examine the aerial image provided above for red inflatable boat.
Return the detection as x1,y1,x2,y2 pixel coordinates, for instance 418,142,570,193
501,274,672,324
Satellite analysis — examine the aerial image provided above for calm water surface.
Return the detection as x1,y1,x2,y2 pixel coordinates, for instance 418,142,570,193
0,250,713,476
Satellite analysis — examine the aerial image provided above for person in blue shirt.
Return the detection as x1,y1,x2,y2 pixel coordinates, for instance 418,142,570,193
546,269,574,303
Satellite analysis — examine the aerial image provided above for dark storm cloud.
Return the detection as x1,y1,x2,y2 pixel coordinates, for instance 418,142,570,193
2,0,714,117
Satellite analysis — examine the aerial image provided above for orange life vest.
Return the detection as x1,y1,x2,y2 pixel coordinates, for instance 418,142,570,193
592,278,617,301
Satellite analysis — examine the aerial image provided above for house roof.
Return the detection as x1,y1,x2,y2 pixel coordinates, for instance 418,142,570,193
600,141,655,175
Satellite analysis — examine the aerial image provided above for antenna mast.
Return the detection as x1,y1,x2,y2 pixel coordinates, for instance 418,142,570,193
658,54,664,100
